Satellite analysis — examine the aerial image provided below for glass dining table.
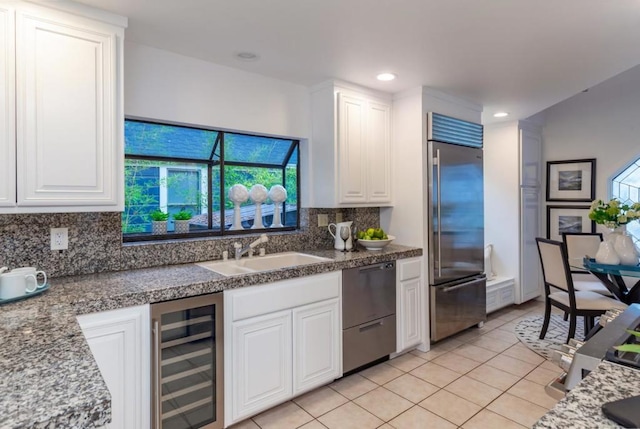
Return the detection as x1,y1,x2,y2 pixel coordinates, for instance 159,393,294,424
571,257,640,304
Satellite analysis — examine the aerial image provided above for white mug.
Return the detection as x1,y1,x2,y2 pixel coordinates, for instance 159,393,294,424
10,267,47,291
0,271,37,299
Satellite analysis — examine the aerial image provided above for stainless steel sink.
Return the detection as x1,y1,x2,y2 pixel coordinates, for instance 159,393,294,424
197,252,332,276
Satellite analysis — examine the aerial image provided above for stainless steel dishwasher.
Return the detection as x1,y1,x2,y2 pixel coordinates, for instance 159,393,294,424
342,261,396,373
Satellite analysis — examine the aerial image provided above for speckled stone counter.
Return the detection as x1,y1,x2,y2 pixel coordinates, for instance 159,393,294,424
0,245,421,428
534,361,640,428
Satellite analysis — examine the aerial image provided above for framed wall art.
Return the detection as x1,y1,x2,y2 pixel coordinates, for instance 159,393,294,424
546,158,596,202
546,205,595,241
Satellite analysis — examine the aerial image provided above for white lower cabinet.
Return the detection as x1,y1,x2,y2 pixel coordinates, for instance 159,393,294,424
225,272,341,427
486,276,516,313
293,299,340,395
77,304,150,429
232,310,293,419
396,257,424,353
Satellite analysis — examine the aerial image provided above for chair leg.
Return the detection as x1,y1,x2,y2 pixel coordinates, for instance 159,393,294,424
564,312,568,321
540,300,552,340
567,313,577,344
583,316,593,336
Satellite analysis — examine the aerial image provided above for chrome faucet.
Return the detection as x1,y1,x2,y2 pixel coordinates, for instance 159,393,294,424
234,234,269,260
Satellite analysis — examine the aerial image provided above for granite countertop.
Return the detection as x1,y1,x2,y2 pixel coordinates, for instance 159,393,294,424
534,360,640,428
0,245,421,429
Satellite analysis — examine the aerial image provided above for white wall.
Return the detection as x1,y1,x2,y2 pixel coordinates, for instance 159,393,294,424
380,88,423,246
541,65,640,207
124,42,310,139
483,122,520,284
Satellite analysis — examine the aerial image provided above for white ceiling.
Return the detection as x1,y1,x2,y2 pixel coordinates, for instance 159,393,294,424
76,0,640,124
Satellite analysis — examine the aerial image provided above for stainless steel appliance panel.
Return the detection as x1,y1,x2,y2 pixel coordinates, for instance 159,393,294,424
428,141,484,285
342,262,396,329
430,276,486,342
152,294,224,429
342,314,396,373
342,261,396,372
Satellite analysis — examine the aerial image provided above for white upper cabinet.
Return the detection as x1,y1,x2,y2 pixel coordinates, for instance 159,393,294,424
0,3,15,207
0,1,126,213
310,81,392,207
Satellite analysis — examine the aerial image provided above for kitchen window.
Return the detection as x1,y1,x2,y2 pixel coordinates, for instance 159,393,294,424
123,118,300,241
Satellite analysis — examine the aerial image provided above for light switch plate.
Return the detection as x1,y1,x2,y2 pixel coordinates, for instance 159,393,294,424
317,214,328,227
335,212,343,223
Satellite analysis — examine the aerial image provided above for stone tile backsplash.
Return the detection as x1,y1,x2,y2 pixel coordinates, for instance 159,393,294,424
0,208,380,278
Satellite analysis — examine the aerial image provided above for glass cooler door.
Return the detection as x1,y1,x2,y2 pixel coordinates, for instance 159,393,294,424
151,294,223,429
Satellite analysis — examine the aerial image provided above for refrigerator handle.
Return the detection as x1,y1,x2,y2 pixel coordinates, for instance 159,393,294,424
152,319,161,429
435,149,442,278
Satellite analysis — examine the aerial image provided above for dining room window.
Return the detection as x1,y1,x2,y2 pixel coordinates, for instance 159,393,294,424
123,118,300,241
611,157,640,243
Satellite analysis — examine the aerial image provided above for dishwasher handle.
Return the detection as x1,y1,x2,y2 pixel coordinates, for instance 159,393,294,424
358,261,395,273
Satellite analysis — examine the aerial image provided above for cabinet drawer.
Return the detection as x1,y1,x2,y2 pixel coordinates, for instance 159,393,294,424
228,272,341,322
399,259,421,281
343,314,396,373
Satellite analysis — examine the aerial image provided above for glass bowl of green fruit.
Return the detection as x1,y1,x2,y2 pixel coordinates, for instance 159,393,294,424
356,228,395,251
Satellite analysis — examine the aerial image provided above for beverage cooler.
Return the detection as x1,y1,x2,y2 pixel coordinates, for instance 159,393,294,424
151,294,224,429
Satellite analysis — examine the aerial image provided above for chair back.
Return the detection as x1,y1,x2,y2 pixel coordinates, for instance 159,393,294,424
536,238,577,300
562,232,603,273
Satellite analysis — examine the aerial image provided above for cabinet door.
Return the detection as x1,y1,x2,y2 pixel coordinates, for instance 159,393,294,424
337,93,367,203
398,278,422,351
16,8,120,207
232,310,292,422
366,100,391,203
519,127,542,302
77,305,151,429
0,4,14,207
293,298,341,395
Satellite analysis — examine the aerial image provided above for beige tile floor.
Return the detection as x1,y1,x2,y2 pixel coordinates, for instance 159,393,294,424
231,300,563,429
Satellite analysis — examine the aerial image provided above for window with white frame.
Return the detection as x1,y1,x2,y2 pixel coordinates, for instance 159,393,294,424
123,119,300,241
612,158,640,243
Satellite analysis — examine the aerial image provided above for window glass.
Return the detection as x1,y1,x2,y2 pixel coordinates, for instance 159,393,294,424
125,121,219,160
224,133,296,165
612,159,640,243
123,119,299,240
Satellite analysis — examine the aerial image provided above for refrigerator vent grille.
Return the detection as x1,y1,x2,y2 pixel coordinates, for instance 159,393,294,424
429,113,483,148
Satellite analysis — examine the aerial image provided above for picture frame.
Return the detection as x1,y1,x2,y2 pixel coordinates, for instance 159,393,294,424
546,205,595,241
546,158,596,202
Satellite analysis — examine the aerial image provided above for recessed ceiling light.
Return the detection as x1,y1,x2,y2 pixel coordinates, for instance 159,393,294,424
236,52,259,61
493,112,509,118
376,73,396,81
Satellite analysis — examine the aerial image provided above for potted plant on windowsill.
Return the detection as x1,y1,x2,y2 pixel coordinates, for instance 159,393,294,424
172,210,192,234
150,210,169,235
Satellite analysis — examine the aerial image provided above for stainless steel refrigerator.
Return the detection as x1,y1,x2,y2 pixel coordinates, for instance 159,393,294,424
426,112,486,342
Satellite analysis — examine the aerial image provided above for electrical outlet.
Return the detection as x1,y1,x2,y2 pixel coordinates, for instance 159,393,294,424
317,214,328,227
335,212,343,223
51,228,68,250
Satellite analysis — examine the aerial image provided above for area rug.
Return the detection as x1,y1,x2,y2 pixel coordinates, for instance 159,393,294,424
514,314,585,359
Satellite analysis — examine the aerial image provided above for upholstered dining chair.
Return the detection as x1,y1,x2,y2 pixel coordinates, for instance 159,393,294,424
536,238,627,343
562,232,613,297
